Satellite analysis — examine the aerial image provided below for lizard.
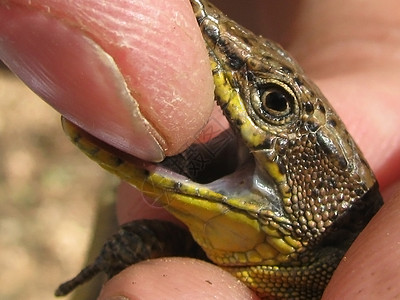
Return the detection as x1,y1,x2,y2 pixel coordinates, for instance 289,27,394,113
55,0,383,299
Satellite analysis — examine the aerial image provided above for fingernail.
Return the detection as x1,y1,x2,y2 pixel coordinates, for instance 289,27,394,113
0,4,165,162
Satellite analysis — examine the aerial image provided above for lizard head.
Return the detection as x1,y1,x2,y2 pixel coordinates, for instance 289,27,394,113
192,0,381,247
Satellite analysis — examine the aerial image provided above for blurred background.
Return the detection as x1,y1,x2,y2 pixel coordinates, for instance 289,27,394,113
0,63,118,300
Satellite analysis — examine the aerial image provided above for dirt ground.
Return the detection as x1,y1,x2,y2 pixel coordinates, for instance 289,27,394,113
0,66,118,300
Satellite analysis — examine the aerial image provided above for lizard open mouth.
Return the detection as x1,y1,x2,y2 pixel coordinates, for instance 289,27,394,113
62,115,257,189
157,125,275,203
62,115,284,215
160,127,251,184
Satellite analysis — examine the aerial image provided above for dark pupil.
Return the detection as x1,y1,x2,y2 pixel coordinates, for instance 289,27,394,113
264,91,288,112
260,85,293,118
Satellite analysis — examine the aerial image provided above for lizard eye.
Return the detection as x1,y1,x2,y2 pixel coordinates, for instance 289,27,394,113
261,86,291,116
252,82,298,125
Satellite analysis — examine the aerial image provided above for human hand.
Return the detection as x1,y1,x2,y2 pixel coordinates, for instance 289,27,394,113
1,0,399,299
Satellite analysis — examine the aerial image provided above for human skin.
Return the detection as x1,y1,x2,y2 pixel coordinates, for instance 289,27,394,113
1,0,400,299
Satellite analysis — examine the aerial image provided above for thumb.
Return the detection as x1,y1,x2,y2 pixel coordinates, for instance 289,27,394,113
0,0,214,161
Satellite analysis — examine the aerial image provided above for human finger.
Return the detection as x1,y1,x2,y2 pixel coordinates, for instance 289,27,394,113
0,0,214,162
97,258,259,300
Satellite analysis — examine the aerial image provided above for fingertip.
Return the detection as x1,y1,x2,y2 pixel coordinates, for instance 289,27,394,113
0,0,214,160
97,258,259,300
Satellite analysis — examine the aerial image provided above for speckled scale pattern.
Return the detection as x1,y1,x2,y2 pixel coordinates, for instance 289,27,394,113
282,132,366,238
